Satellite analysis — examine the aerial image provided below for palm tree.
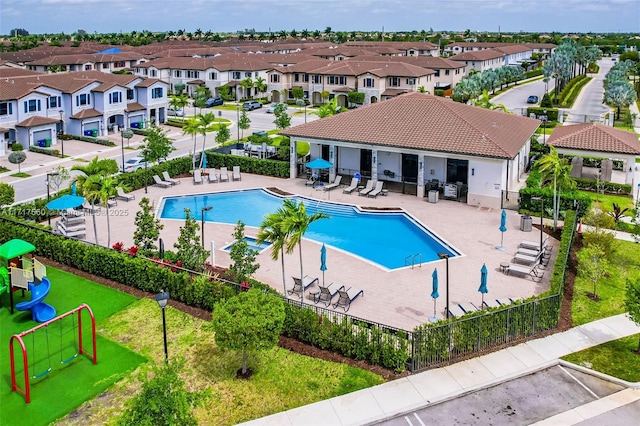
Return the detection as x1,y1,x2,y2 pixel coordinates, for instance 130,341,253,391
537,146,573,229
86,176,122,247
240,77,254,99
281,200,329,300
182,117,200,171
196,112,217,168
169,93,189,121
82,174,102,244
254,76,267,98
256,210,290,295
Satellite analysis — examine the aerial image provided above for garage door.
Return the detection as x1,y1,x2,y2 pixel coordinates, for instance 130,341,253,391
33,129,52,145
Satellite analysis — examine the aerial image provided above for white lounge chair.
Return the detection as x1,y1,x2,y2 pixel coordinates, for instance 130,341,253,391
193,169,204,185
323,175,342,191
447,304,467,318
512,252,541,265
220,167,229,182
519,237,548,251
232,166,241,181
358,180,374,196
507,263,543,282
207,169,218,183
153,175,171,188
367,181,384,198
116,187,134,202
343,177,359,194
162,171,180,186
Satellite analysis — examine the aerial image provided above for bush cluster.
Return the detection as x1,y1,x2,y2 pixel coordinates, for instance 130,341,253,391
73,135,116,146
29,145,60,157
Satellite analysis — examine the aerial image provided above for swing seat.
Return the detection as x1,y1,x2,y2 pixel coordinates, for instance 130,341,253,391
16,278,56,323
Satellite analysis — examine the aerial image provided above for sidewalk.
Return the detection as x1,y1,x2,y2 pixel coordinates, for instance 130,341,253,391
240,314,640,426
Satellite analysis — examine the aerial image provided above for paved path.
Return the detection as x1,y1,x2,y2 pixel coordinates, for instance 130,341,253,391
240,314,640,426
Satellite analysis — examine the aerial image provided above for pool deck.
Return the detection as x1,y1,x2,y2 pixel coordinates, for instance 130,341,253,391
79,173,558,331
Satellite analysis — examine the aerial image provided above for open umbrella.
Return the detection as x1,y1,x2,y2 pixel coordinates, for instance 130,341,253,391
478,263,488,307
46,181,85,211
496,209,507,250
305,158,333,170
320,244,327,287
429,268,440,321
0,239,36,260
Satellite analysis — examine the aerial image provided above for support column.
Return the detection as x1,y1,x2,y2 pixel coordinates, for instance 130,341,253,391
289,140,297,180
417,156,425,198
329,144,336,182
371,149,378,181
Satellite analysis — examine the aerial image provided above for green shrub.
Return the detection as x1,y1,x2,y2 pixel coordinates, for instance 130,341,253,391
28,145,60,156
203,152,290,178
525,69,543,78
72,135,116,146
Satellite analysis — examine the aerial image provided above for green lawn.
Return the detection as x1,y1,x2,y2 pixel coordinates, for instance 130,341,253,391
583,191,636,217
562,335,640,382
0,267,145,425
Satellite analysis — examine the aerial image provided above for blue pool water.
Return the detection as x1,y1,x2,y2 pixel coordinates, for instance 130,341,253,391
223,237,272,253
159,188,460,270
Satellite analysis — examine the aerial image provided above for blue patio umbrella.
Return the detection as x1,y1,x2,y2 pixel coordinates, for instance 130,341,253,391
71,182,77,196
496,209,507,250
201,153,208,169
430,268,440,320
320,244,327,287
478,263,489,307
305,158,333,170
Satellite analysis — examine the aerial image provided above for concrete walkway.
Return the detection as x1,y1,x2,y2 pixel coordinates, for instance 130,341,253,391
240,314,640,426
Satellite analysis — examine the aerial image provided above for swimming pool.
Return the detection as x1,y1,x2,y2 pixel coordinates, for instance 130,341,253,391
159,188,460,270
222,237,272,253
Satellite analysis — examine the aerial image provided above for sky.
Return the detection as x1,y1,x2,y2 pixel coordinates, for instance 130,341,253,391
1,0,639,36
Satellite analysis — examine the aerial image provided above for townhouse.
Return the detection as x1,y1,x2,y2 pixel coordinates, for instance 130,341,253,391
25,52,149,73
448,49,506,74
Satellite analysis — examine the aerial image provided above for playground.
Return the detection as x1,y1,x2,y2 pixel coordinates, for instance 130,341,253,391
0,244,145,425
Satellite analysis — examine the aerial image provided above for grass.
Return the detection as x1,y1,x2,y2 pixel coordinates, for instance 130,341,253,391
67,298,384,425
10,172,30,178
571,240,640,326
562,335,640,382
0,166,9,173
0,267,145,425
584,191,637,217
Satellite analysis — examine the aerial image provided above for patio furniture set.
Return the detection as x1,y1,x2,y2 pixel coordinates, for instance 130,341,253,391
288,276,364,312
502,238,552,282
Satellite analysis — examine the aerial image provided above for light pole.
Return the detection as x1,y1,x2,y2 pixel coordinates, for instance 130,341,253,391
201,206,212,247
46,170,60,226
532,196,544,262
120,129,125,173
304,99,307,123
541,110,547,145
58,110,65,158
155,291,170,364
142,148,149,194
236,104,240,143
438,252,450,319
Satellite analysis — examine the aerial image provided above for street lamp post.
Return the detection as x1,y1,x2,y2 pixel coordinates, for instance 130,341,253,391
155,291,170,363
532,196,544,263
304,97,307,123
201,206,212,247
120,129,125,173
438,252,450,319
142,148,149,194
236,104,240,143
541,110,547,145
46,170,60,226
58,110,65,158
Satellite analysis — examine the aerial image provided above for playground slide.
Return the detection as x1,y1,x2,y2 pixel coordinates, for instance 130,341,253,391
15,277,56,322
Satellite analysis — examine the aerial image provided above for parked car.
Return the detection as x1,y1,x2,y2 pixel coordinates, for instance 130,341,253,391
167,107,184,117
242,100,262,111
205,97,224,107
527,95,539,104
265,103,288,114
123,157,148,172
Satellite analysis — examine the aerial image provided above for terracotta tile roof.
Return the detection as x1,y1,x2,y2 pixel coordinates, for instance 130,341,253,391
333,86,354,93
70,108,102,119
15,115,60,127
125,102,146,112
0,68,45,78
381,88,410,96
344,41,439,50
281,93,540,159
273,59,434,78
348,55,465,70
548,123,640,155
134,78,166,88
93,82,128,92
187,79,205,84
493,45,533,54
26,52,146,66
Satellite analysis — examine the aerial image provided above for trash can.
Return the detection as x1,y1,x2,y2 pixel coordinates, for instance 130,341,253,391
91,129,98,137
520,215,532,232
428,190,439,204
45,138,51,147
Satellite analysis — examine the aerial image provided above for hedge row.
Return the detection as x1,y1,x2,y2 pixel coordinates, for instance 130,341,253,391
73,135,116,147
574,178,632,195
204,152,290,178
562,155,625,171
548,210,577,296
525,69,543,78
526,107,560,121
558,75,591,108
29,145,60,157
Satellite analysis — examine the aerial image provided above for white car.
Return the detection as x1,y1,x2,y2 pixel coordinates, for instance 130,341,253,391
265,103,288,114
123,157,148,172
167,107,184,117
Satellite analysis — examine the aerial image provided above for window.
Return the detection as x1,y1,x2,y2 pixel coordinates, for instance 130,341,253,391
127,89,134,100
150,70,157,77
0,102,12,115
152,87,163,99
312,75,322,84
270,74,280,83
24,99,41,112
76,94,89,106
102,63,109,69
445,70,450,76
209,72,217,80
186,70,199,78
389,77,401,87
175,70,181,77
232,71,241,80
109,92,122,104
434,70,440,77
363,78,374,88
84,64,92,70
48,96,60,109
254,72,259,77
245,72,252,78
294,73,300,82
114,61,125,68
406,78,415,85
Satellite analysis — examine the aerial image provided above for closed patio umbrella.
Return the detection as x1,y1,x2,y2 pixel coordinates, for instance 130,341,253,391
320,244,327,287
201,153,207,169
429,268,440,321
478,263,488,307
496,209,507,250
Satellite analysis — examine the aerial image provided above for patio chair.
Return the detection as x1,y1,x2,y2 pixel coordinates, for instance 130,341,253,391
288,275,319,298
207,169,218,183
193,169,204,185
232,166,241,181
220,167,229,182
323,175,342,191
482,299,502,309
162,171,180,186
358,180,375,196
101,197,117,208
333,287,364,312
367,181,384,198
447,304,467,318
512,252,541,265
343,177,359,194
507,263,544,282
519,237,549,251
309,282,344,307
82,201,99,213
116,187,135,202
459,302,480,313
153,175,171,188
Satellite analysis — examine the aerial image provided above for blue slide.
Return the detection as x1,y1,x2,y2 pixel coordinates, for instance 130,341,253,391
15,277,56,322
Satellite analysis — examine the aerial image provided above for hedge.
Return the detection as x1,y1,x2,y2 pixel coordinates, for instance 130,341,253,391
557,75,591,108
204,152,290,178
574,178,632,195
525,69,543,78
29,145,60,157
72,135,116,147
526,107,559,121
562,155,624,171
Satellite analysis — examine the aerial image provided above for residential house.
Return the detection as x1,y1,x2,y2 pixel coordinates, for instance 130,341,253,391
25,52,148,73
449,50,506,74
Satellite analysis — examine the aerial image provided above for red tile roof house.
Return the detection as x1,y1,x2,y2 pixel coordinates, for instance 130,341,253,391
281,92,541,209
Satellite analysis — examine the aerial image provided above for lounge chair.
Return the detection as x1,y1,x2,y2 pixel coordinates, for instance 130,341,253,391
459,302,480,313
482,299,502,309
358,180,375,196
162,171,180,186
288,275,319,298
447,304,467,318
116,187,135,202
153,175,171,188
207,169,218,183
101,197,117,208
323,175,342,191
343,177,359,194
220,167,229,182
507,263,544,282
367,181,384,198
512,252,541,265
333,287,364,312
193,169,204,185
310,282,344,307
232,166,241,181
519,237,549,251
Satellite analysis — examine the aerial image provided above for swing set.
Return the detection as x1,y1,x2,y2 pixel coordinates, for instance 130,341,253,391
9,304,97,404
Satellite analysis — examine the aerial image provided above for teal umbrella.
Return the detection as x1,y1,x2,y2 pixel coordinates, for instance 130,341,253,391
479,263,488,307
430,268,439,320
496,209,507,250
305,158,333,169
320,244,327,287
201,153,208,169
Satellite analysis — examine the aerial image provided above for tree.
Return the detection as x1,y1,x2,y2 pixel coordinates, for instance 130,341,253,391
195,112,217,168
169,93,189,121
85,175,122,247
603,81,637,119
314,97,342,119
82,174,103,244
227,221,260,283
174,208,208,271
71,156,118,193
134,197,164,253
624,278,640,352
121,127,134,147
142,126,175,163
118,359,200,426
240,77,254,99
192,86,211,112
211,289,285,376
8,143,26,173
215,123,230,146
182,117,200,170
281,200,329,300
238,110,251,140
274,111,292,130
0,182,15,207
254,76,267,98
578,244,608,300
257,205,293,295
537,146,573,229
